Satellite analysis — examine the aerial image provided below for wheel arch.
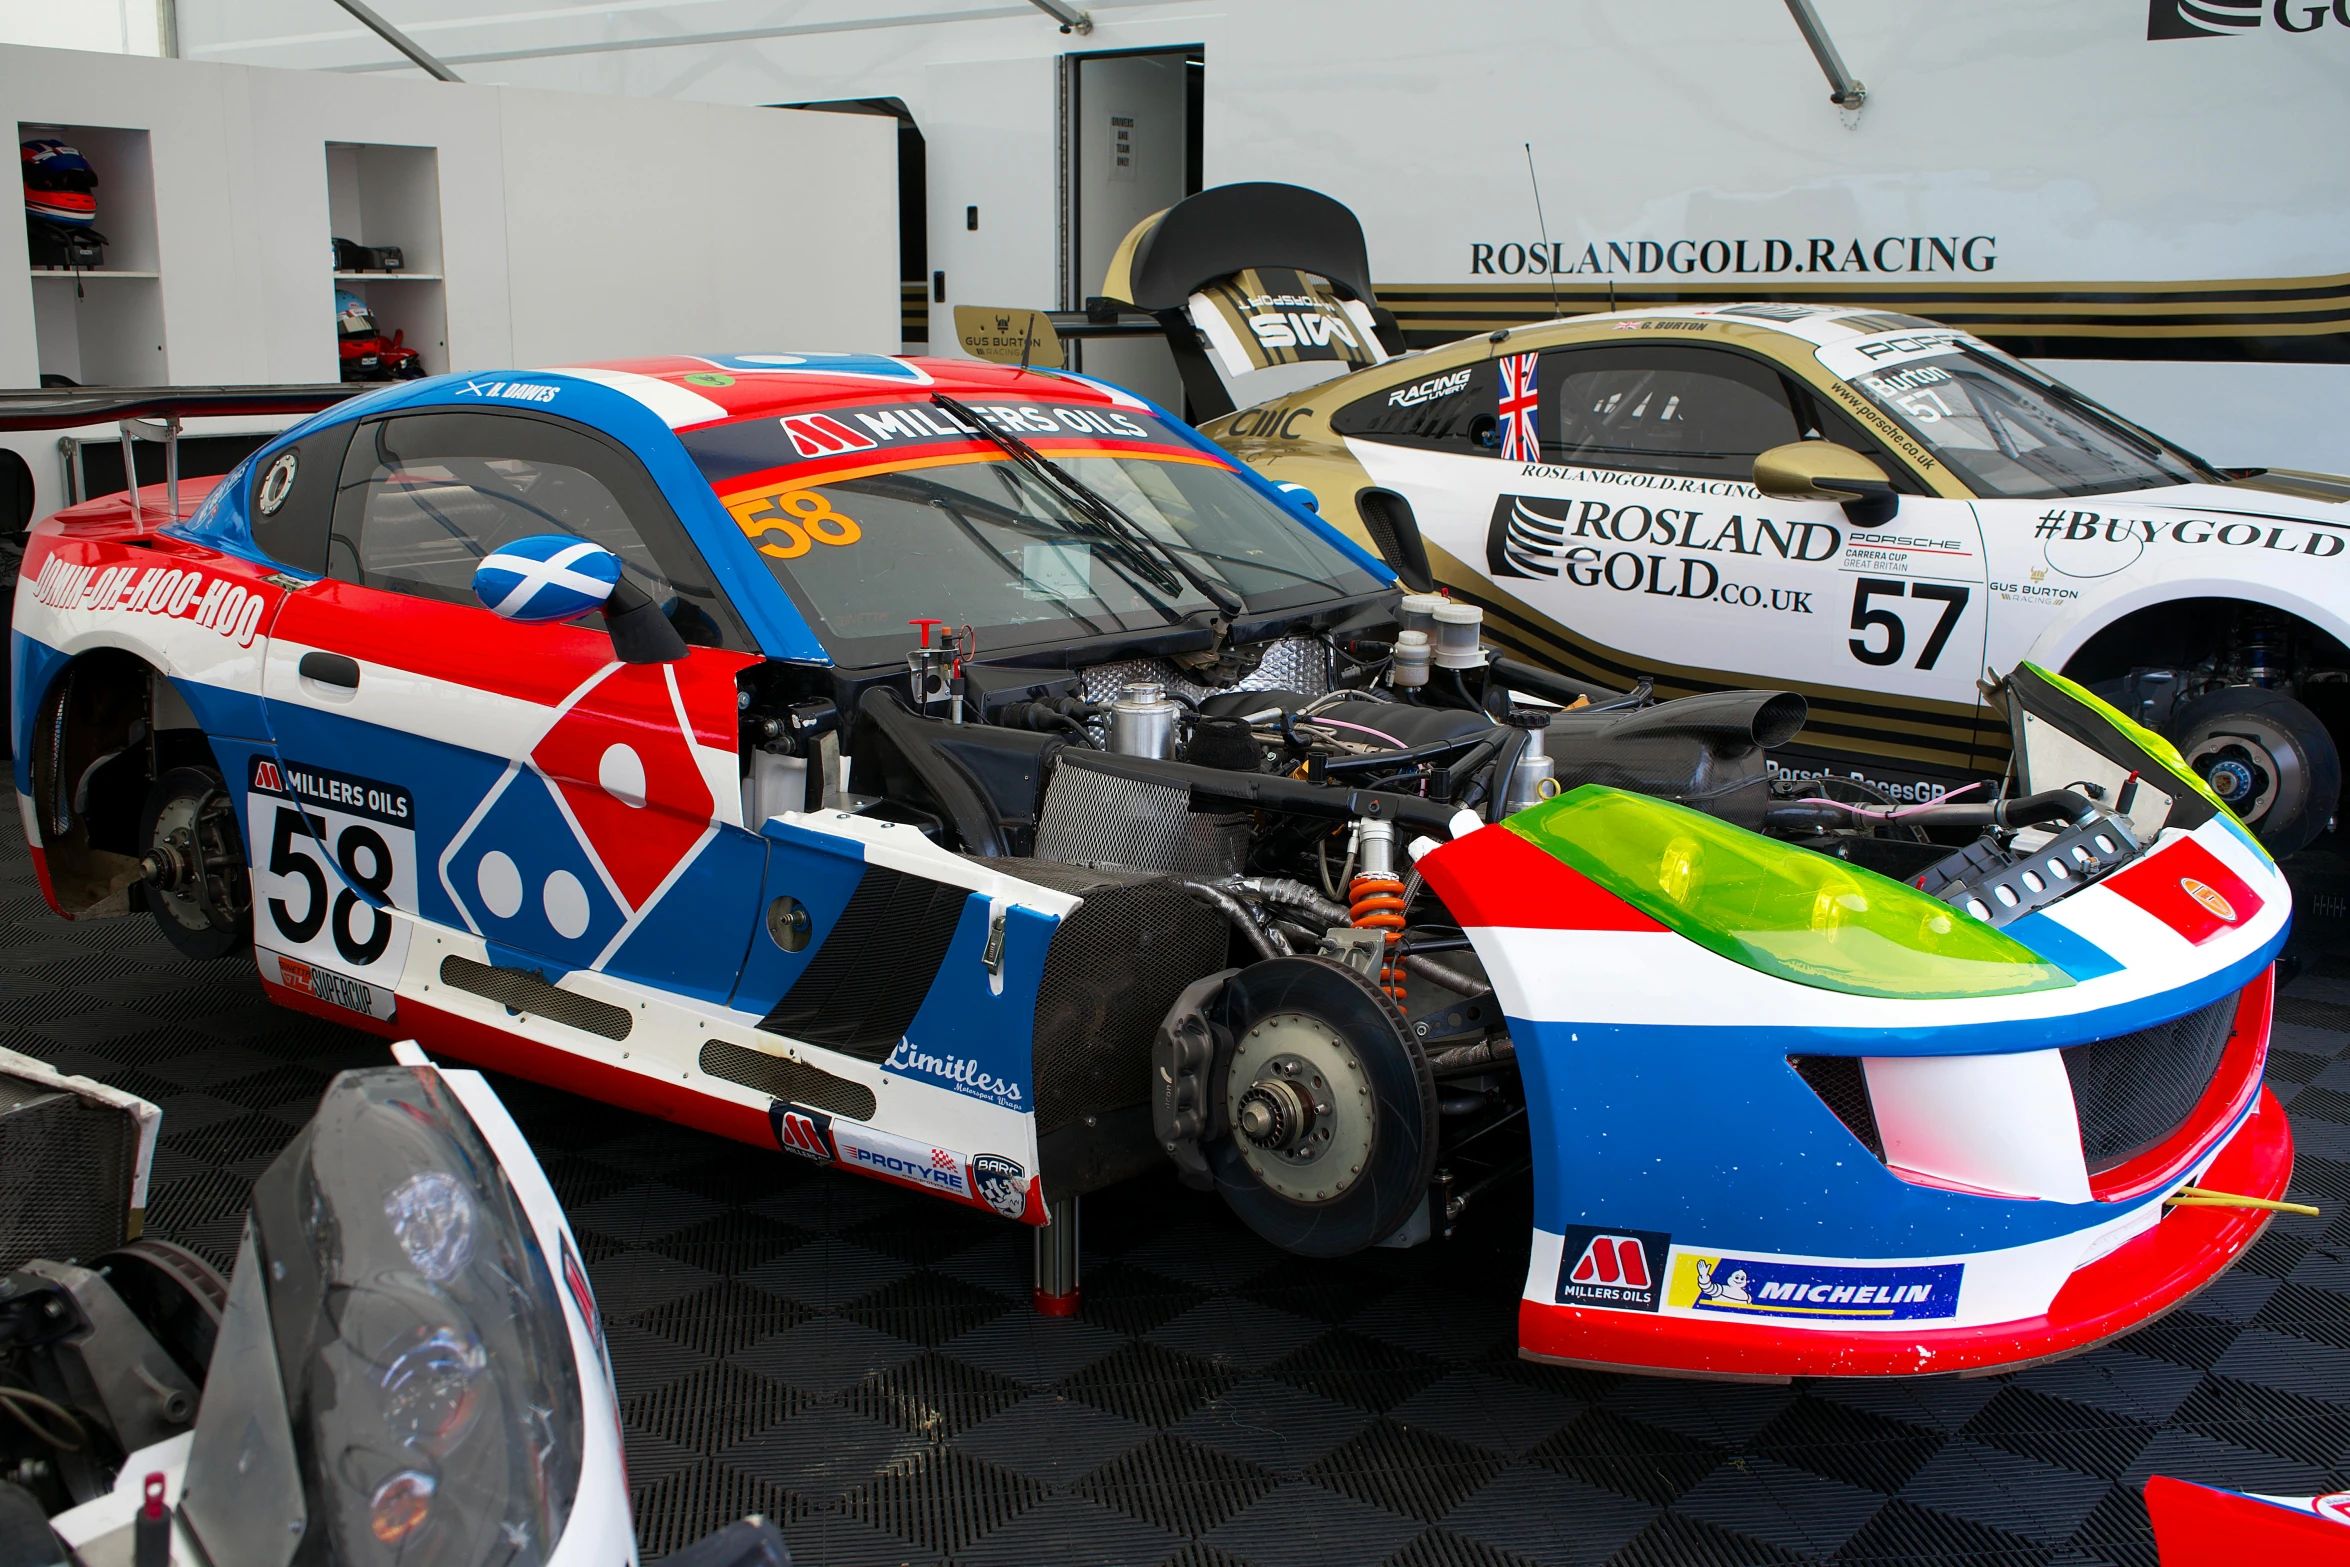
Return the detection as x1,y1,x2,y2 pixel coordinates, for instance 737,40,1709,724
2027,582,2350,687
22,643,225,916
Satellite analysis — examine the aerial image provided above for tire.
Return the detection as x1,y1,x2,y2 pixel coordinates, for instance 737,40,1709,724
136,766,251,960
2171,687,2342,858
1208,956,1438,1257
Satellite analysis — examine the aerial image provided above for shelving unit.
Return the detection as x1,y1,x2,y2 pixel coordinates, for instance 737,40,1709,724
21,122,166,385
325,141,447,377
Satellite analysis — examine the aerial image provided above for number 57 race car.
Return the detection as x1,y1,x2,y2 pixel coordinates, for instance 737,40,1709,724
1085,184,2350,859
7,354,2299,1379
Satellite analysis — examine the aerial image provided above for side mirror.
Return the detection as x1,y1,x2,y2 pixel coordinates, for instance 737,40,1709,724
1753,441,1898,528
472,533,688,664
1354,487,1436,593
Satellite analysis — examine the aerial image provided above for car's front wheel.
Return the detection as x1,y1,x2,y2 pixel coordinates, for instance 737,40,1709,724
1208,956,1437,1257
2172,687,2341,857
137,766,251,959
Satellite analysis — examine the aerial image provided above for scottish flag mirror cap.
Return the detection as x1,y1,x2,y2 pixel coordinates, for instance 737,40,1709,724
472,534,623,624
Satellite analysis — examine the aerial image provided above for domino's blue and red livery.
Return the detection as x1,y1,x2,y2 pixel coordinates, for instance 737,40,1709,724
6,352,2298,1381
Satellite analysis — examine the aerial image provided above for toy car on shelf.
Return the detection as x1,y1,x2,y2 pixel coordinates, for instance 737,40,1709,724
336,288,424,383
1084,184,2350,858
6,357,2294,1379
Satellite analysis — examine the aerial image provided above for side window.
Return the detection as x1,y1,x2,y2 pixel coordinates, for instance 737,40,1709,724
1330,359,1501,455
247,421,356,573
1539,346,1803,480
327,411,743,648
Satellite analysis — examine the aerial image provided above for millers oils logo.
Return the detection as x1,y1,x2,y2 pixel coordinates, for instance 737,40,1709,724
2149,0,2347,39
1555,1224,1671,1313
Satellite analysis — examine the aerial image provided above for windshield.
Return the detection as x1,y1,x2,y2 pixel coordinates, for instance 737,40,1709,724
680,395,1382,665
1820,332,2204,500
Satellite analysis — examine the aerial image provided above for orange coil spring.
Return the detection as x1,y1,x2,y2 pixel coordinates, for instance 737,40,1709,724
1349,874,1408,1002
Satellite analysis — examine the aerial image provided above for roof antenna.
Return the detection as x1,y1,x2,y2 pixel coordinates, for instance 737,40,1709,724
1523,142,1561,322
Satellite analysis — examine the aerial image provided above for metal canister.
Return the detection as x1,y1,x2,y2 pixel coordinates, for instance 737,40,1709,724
1110,681,1182,758
1501,707,1557,815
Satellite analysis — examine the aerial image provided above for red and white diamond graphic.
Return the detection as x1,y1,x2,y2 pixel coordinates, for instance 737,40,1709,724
530,663,715,912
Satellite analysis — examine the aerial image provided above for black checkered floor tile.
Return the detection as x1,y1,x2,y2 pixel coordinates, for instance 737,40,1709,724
7,813,2349,1565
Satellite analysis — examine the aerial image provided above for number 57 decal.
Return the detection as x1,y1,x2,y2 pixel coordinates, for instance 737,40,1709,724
1849,578,1971,670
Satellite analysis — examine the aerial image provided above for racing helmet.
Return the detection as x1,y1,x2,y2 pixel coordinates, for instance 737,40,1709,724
335,288,381,340
21,139,97,228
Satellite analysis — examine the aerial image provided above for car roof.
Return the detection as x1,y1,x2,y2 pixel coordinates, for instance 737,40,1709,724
544,353,1146,431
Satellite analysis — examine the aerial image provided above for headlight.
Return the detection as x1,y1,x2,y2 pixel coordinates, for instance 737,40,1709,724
239,1067,584,1566
1509,786,2075,1000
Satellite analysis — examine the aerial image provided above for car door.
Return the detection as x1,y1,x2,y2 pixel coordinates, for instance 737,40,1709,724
255,405,765,1006
1353,339,1996,790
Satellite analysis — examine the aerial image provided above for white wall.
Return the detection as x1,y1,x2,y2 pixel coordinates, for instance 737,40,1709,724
166,0,2350,471
0,41,898,522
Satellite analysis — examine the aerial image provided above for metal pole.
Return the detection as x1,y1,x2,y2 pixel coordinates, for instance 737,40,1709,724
1033,1194,1080,1315
118,424,140,527
1780,0,1867,110
1026,0,1094,36
164,414,180,519
329,0,463,82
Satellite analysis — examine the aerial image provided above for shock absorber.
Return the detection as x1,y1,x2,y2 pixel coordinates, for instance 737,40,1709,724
1349,818,1407,1003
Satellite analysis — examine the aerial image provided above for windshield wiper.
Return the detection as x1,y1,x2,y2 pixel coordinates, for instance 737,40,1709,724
931,392,1245,616
1954,343,2207,477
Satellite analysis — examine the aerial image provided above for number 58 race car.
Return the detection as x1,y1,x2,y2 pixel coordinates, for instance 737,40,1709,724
7,352,2298,1379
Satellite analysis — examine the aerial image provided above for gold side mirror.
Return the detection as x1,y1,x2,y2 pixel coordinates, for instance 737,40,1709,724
951,306,1064,370
1753,441,1898,527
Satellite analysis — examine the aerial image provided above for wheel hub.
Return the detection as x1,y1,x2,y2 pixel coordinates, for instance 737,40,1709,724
1226,1012,1374,1204
1236,1077,1315,1151
2186,733,2286,825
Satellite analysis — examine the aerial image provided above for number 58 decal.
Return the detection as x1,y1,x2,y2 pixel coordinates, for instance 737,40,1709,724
1849,577,1971,670
246,755,417,981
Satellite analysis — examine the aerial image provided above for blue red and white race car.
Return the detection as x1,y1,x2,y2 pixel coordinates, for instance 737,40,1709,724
6,354,2296,1378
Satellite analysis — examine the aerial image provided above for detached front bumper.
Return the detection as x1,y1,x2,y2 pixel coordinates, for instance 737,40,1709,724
1519,1081,2293,1380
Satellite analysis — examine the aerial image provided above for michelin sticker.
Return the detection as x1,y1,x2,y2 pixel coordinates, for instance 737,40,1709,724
1666,1253,1962,1321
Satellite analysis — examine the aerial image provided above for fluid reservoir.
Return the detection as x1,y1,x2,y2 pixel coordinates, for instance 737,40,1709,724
1432,602,1486,669
1390,631,1432,688
1501,707,1557,815
1397,593,1444,640
1110,681,1182,758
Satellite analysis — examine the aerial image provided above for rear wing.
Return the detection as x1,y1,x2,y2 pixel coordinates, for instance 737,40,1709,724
1026,182,1406,419
0,383,359,523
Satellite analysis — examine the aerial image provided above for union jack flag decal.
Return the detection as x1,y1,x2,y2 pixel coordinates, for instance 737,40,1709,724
1498,352,1540,463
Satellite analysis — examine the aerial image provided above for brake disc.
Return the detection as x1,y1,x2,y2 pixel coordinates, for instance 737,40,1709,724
1226,1010,1375,1204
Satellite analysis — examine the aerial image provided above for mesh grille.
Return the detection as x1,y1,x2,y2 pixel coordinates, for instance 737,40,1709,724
2063,989,2241,1173
1034,762,1248,877
760,865,968,1062
1789,1056,1884,1160
439,957,634,1041
1076,634,1331,707
0,1074,138,1269
698,1040,877,1120
980,858,1228,1136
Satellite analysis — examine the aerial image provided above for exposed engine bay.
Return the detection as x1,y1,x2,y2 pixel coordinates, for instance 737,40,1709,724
728,591,2152,1256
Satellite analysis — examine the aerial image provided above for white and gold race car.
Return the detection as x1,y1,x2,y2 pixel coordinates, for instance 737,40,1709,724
1072,184,2350,857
